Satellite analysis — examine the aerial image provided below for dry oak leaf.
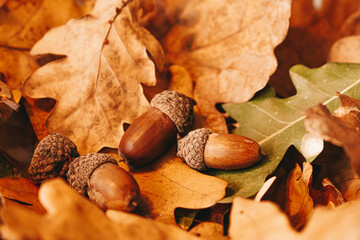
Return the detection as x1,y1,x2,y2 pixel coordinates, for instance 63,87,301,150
305,93,360,174
0,177,45,214
0,0,94,49
189,222,229,240
154,0,291,132
0,0,94,91
23,0,165,154
284,162,313,230
0,178,201,240
229,197,360,240
114,147,228,224
328,35,360,63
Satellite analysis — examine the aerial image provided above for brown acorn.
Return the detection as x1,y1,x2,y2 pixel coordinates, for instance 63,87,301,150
118,90,196,167
177,128,262,171
67,153,140,212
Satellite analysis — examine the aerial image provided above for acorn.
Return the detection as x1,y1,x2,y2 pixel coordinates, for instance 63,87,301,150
119,90,196,167
67,153,140,212
28,132,80,184
177,128,262,171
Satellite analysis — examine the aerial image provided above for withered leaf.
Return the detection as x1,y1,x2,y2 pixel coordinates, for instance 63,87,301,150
305,93,360,174
113,147,228,224
0,0,94,92
229,197,360,239
0,178,201,240
312,143,360,201
189,222,228,240
284,162,313,230
23,0,165,154
150,0,291,132
0,177,44,213
0,0,94,49
328,35,360,63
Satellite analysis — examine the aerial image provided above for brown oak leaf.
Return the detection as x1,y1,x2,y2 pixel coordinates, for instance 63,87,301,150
0,178,201,240
111,147,228,224
305,93,360,174
284,162,314,230
0,177,45,214
146,0,291,132
229,197,360,239
23,0,165,154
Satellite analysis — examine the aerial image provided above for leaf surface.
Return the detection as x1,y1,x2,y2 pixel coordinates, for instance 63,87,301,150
228,197,360,240
23,0,165,154
113,147,228,224
148,0,291,132
213,63,360,201
0,178,201,240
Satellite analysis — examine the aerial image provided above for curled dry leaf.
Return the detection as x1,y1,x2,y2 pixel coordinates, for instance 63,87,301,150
23,0,165,154
229,197,360,240
0,178,201,240
285,162,313,230
305,93,360,174
113,147,228,224
312,143,360,202
148,0,291,132
311,178,345,208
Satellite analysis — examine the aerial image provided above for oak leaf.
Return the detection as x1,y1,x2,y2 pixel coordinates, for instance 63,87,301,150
189,222,228,240
284,162,313,230
0,177,45,214
23,0,165,154
148,0,291,132
217,63,360,201
0,0,94,90
328,35,360,63
0,178,201,240
112,147,228,224
229,197,360,240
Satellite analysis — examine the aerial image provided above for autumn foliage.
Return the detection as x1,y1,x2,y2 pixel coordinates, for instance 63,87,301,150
1,0,360,239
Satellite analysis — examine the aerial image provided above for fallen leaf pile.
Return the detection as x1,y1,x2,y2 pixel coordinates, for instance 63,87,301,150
1,0,360,239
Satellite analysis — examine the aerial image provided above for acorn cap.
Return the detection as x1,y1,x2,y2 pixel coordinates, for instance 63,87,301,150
150,90,196,135
28,132,80,184
66,153,117,196
177,128,213,171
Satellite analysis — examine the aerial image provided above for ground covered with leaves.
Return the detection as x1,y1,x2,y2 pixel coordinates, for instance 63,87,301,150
1,0,360,239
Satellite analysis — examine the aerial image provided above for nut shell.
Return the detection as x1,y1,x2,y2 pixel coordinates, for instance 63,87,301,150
177,128,212,171
28,132,79,184
66,153,117,196
150,90,196,136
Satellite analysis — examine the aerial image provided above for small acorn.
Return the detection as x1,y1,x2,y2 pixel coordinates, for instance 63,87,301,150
119,90,196,167
28,132,80,184
67,153,140,212
177,128,262,171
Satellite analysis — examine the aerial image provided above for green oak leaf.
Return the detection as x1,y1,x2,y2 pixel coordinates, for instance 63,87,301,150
209,63,360,202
